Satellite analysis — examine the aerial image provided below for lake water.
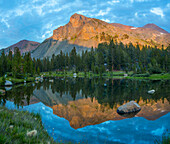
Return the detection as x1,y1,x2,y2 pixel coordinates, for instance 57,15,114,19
1,78,170,144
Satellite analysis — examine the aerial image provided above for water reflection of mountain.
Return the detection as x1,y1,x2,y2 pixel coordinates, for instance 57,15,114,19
51,97,170,129
1,78,169,128
33,86,86,106
32,78,170,107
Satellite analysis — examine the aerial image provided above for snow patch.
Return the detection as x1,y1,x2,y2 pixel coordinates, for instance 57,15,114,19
131,27,137,30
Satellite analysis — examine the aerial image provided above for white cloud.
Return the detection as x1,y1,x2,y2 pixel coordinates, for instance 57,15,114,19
101,19,111,23
15,9,25,16
130,0,152,2
76,9,98,17
0,0,60,19
143,13,146,17
107,0,120,5
135,12,138,17
1,18,10,28
40,23,63,40
42,30,52,39
96,8,111,16
167,3,170,8
150,7,164,18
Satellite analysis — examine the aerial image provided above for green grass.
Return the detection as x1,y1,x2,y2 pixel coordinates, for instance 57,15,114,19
41,71,132,78
126,74,170,80
0,106,57,144
0,77,35,85
41,71,170,80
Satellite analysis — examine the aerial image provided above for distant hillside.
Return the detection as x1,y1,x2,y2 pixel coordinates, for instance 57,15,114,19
31,13,170,59
142,23,169,34
0,40,40,55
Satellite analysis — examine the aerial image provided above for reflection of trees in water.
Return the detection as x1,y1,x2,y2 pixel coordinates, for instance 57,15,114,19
48,78,170,108
0,83,36,107
1,78,169,108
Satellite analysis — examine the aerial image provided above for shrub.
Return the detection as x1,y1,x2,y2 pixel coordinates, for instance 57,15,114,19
16,73,25,79
122,34,129,40
148,67,162,74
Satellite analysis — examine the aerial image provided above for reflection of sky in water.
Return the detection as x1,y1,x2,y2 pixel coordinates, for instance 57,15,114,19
5,101,170,144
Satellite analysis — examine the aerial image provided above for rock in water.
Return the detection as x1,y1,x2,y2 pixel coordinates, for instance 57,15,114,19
5,80,12,86
117,101,141,114
49,79,54,82
148,90,155,94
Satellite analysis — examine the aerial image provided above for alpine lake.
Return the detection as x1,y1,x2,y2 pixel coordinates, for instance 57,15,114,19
0,77,170,144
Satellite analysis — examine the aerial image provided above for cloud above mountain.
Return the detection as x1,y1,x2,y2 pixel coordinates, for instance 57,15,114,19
0,0,169,48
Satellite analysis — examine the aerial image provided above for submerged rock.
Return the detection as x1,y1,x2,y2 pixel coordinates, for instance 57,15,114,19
117,101,141,114
148,90,155,94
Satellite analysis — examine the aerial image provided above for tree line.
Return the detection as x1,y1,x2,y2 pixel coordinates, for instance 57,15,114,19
0,40,169,77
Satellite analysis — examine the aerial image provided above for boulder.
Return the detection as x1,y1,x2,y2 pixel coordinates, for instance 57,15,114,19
27,130,37,137
73,73,77,78
49,80,54,82
5,80,12,86
35,77,43,82
117,101,141,114
35,77,40,81
0,89,5,95
9,125,14,129
124,74,128,77
148,90,155,94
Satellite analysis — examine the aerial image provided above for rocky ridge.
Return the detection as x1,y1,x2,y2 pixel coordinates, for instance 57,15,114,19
32,13,170,59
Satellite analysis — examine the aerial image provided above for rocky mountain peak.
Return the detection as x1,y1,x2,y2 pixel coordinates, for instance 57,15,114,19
69,13,91,27
32,14,170,59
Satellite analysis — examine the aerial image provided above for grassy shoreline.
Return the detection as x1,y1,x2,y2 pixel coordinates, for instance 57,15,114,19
0,71,169,86
0,77,35,86
0,106,56,144
42,71,170,80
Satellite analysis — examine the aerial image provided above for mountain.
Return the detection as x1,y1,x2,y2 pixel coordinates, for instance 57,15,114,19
142,23,169,34
32,13,170,59
52,97,170,129
0,40,40,55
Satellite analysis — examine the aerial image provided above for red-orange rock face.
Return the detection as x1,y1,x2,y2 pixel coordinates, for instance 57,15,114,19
51,97,170,129
52,13,170,49
31,13,170,59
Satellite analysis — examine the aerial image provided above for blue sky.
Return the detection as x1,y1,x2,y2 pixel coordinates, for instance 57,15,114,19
0,0,170,49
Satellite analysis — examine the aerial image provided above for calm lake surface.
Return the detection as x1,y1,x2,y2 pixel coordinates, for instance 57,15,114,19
1,78,170,144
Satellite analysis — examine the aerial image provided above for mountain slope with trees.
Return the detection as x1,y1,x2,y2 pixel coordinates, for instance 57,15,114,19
0,40,169,78
32,13,170,59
